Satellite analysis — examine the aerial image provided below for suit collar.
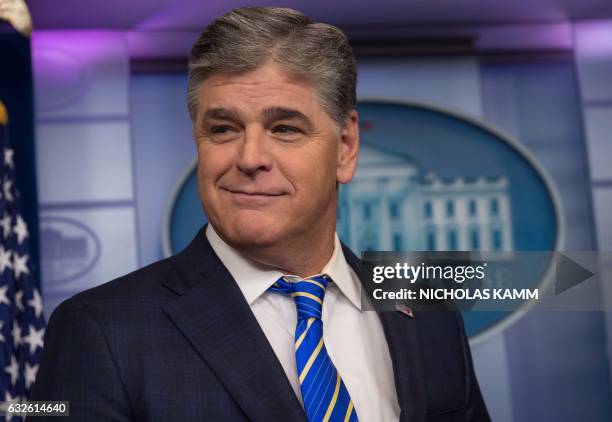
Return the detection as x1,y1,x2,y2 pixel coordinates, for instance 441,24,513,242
341,243,428,422
162,227,307,422
161,226,216,295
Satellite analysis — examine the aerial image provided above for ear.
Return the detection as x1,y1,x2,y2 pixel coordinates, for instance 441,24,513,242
337,110,360,184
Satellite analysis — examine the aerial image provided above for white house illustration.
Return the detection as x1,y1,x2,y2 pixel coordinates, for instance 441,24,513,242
337,143,513,252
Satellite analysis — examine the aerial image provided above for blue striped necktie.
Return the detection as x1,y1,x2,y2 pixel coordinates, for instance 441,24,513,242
270,274,358,422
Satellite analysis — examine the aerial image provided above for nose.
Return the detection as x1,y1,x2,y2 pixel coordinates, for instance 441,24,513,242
236,126,273,175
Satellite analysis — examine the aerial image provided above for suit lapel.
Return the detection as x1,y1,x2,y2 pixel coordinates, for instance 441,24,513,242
342,243,428,422
162,228,307,422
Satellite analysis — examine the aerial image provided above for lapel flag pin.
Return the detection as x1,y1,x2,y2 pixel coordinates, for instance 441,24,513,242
395,303,414,319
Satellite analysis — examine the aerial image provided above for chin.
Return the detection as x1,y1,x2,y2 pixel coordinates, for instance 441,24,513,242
217,215,288,249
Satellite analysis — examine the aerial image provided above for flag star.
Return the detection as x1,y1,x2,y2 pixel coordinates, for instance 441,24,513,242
0,285,10,306
0,245,12,273
12,323,21,346
25,363,38,389
0,212,11,238
5,355,19,386
13,215,28,244
4,148,14,169
4,390,16,406
3,179,13,201
4,391,21,419
23,325,44,354
15,290,23,312
0,321,4,342
12,252,29,279
28,289,43,319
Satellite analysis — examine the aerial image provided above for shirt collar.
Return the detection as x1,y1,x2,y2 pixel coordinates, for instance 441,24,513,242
206,224,362,310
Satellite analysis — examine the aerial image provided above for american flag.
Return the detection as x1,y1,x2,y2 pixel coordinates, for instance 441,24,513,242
0,102,45,420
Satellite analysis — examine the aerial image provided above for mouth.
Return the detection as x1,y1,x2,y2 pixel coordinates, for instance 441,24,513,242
220,187,288,205
222,188,286,197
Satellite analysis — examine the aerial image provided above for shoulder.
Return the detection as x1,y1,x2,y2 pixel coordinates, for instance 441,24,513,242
48,246,209,332
52,227,215,316
46,226,219,336
59,254,179,312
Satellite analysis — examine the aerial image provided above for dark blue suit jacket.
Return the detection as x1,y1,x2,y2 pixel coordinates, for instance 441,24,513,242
31,226,490,421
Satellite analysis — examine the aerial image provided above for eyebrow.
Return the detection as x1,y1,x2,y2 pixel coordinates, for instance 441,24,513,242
202,107,242,123
261,106,313,130
200,106,314,131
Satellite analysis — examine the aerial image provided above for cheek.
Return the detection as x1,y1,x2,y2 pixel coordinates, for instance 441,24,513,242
287,161,336,207
197,144,233,186
296,143,337,184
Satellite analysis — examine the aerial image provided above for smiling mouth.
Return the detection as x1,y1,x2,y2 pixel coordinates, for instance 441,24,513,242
220,188,288,205
223,188,286,197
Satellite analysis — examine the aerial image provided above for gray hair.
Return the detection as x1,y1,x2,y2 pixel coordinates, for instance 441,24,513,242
187,7,357,128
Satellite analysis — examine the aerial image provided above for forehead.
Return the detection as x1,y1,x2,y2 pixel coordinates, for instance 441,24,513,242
197,63,324,115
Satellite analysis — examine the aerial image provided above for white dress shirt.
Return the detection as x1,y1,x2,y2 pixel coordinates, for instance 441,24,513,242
206,225,400,422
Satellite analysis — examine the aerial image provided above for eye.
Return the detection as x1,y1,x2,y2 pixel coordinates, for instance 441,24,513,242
272,125,301,135
211,125,235,134
205,125,240,143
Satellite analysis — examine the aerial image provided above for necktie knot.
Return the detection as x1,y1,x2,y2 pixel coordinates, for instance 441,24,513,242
270,274,330,320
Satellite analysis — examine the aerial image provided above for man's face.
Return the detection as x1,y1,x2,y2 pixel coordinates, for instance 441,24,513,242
193,62,358,251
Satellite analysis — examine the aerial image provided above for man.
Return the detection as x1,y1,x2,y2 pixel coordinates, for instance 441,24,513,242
32,7,489,421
